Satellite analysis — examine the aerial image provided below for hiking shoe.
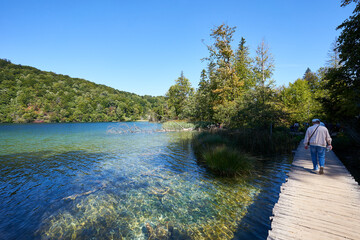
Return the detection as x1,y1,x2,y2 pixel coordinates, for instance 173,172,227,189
319,167,324,175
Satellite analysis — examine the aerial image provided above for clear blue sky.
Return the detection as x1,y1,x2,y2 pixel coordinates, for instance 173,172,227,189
0,0,355,96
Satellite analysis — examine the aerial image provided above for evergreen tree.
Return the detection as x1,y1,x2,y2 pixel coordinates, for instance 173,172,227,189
235,37,255,90
303,68,320,92
203,24,245,125
195,69,212,121
303,68,312,79
165,72,194,119
323,1,360,126
337,0,360,79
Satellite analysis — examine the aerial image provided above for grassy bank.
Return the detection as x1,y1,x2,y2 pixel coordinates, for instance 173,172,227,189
192,128,301,177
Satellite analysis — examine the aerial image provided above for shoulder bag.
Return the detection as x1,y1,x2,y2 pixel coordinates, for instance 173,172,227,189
307,125,320,146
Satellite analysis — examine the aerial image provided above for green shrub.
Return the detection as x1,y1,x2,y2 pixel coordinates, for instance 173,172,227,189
202,146,254,177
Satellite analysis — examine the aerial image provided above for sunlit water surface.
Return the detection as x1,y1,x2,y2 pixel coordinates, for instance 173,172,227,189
0,122,292,239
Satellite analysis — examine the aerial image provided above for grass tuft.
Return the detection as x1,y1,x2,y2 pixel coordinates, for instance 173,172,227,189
202,146,254,177
192,132,254,177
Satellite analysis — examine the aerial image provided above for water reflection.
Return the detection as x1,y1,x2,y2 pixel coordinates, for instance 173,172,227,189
0,150,110,240
234,156,292,239
0,123,291,239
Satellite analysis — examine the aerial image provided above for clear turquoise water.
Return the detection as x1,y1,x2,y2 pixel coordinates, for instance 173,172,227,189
0,122,291,239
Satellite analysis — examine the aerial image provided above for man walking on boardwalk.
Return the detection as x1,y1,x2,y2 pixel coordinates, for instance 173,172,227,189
304,119,332,174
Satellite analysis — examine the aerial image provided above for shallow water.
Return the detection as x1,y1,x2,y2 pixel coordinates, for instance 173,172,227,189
0,122,291,239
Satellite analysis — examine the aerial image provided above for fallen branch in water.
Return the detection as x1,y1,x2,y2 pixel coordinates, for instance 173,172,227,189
62,182,107,200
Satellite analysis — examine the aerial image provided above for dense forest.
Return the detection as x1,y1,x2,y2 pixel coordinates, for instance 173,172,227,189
164,0,359,131
0,59,165,123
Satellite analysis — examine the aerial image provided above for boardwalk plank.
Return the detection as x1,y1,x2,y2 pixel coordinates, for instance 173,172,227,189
271,212,360,238
270,219,357,240
272,202,360,222
268,142,360,240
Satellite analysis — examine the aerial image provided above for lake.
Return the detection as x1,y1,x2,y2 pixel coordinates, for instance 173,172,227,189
0,122,292,239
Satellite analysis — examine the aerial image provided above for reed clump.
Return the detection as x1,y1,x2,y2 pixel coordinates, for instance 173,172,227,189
162,121,216,131
162,121,196,131
202,146,254,177
192,132,254,177
229,128,301,155
192,127,301,176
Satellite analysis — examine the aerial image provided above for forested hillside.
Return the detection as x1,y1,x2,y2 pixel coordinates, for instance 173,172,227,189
0,59,165,123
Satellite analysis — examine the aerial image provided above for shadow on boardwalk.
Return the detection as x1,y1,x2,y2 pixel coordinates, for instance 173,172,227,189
268,142,360,240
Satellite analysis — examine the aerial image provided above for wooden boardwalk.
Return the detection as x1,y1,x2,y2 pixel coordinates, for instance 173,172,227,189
268,142,360,240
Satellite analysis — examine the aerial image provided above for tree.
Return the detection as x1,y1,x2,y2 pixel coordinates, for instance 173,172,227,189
280,78,322,124
202,24,246,125
323,67,358,122
326,38,342,69
337,1,360,79
253,40,275,99
235,37,255,90
195,69,213,121
165,72,194,119
303,68,320,92
244,39,280,130
341,0,359,7
254,39,274,88
322,1,360,126
303,68,311,79
253,39,275,108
